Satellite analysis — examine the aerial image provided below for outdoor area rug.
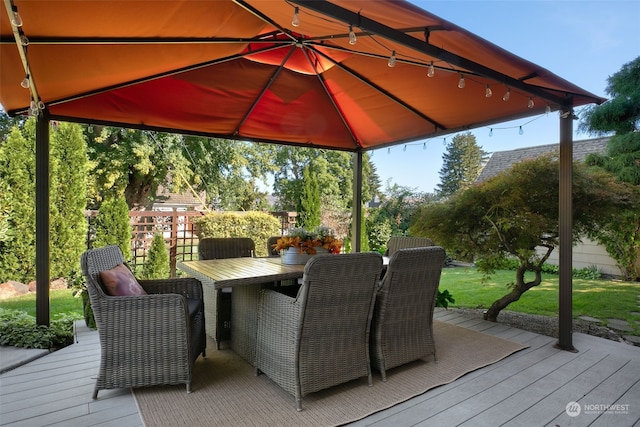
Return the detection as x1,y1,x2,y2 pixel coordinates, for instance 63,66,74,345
133,321,527,427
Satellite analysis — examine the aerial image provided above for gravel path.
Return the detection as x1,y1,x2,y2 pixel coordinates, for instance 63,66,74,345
450,308,628,344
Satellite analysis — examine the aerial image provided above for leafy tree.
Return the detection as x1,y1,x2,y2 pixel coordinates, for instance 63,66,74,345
298,165,321,229
373,182,437,239
410,155,637,321
86,127,273,210
141,233,169,279
437,132,488,197
93,195,132,261
581,56,640,280
271,146,378,238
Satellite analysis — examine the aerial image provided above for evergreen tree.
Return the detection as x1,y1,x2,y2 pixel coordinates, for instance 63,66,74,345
93,195,132,261
298,165,321,229
141,233,169,279
436,132,487,197
0,119,88,282
49,123,88,279
0,123,37,282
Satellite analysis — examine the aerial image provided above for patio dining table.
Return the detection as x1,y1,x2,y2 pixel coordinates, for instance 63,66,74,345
177,257,305,363
177,255,389,364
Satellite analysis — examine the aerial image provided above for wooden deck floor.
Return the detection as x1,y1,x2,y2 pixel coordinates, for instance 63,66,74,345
1,309,638,427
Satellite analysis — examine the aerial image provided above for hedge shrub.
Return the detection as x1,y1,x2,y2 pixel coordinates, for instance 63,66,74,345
194,212,281,257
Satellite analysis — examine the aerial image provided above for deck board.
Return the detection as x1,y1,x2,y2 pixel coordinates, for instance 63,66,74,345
1,308,638,427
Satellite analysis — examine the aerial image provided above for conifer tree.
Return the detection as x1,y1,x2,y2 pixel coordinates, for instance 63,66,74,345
298,165,321,229
93,195,132,261
437,132,487,197
141,233,169,279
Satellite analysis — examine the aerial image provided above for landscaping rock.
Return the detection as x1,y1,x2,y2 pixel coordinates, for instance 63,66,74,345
0,281,30,299
578,315,602,323
607,319,634,332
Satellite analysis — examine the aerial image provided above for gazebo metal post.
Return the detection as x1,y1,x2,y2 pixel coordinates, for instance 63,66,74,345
557,106,575,351
352,151,363,252
35,109,51,326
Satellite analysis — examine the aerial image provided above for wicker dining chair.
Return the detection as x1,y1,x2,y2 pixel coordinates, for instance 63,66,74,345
254,252,383,411
197,237,255,349
266,235,281,256
370,246,446,382
81,245,206,398
384,236,434,257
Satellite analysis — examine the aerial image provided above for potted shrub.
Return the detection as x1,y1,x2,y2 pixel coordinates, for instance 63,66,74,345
272,226,343,264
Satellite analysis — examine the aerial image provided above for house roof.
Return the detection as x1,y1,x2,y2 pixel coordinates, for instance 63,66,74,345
476,137,610,183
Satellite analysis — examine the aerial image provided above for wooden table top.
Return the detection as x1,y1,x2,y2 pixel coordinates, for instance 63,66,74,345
177,257,306,289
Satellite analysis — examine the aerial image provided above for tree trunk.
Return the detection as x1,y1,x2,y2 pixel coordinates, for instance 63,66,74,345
483,264,542,321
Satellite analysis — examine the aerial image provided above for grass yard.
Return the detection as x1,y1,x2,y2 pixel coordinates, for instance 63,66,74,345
0,289,83,319
1,267,638,333
439,266,640,328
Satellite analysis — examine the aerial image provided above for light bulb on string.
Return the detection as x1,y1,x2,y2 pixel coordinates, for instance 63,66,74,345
20,75,30,89
502,88,511,101
403,145,407,152
489,128,493,137
545,104,551,114
11,6,22,27
485,85,492,98
528,97,535,109
457,74,465,89
427,61,435,77
423,142,426,150
291,7,300,27
388,51,396,67
37,101,45,110
30,99,38,116
443,137,447,145
519,126,524,135
387,147,391,154
20,34,29,46
348,25,357,45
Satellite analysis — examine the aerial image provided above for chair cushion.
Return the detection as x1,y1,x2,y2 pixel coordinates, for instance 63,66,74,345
100,263,147,296
187,298,203,322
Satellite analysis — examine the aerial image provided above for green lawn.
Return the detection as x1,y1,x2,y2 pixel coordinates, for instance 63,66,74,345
0,289,83,319
439,267,640,331
1,267,638,334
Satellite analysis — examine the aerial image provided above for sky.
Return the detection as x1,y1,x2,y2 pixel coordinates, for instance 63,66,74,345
371,0,640,194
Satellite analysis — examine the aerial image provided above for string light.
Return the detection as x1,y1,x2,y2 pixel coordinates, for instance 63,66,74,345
387,147,391,154
489,128,493,137
485,84,492,98
423,142,426,150
291,7,300,27
427,61,435,77
20,74,30,89
502,88,511,102
10,5,22,27
528,97,535,109
545,104,551,114
388,51,396,67
348,25,357,45
457,74,466,89
519,126,524,135
20,33,29,46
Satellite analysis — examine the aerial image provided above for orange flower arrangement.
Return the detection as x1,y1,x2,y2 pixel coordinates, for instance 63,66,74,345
272,226,343,255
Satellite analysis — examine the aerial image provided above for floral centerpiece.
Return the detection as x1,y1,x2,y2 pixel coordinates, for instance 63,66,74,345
273,226,343,255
